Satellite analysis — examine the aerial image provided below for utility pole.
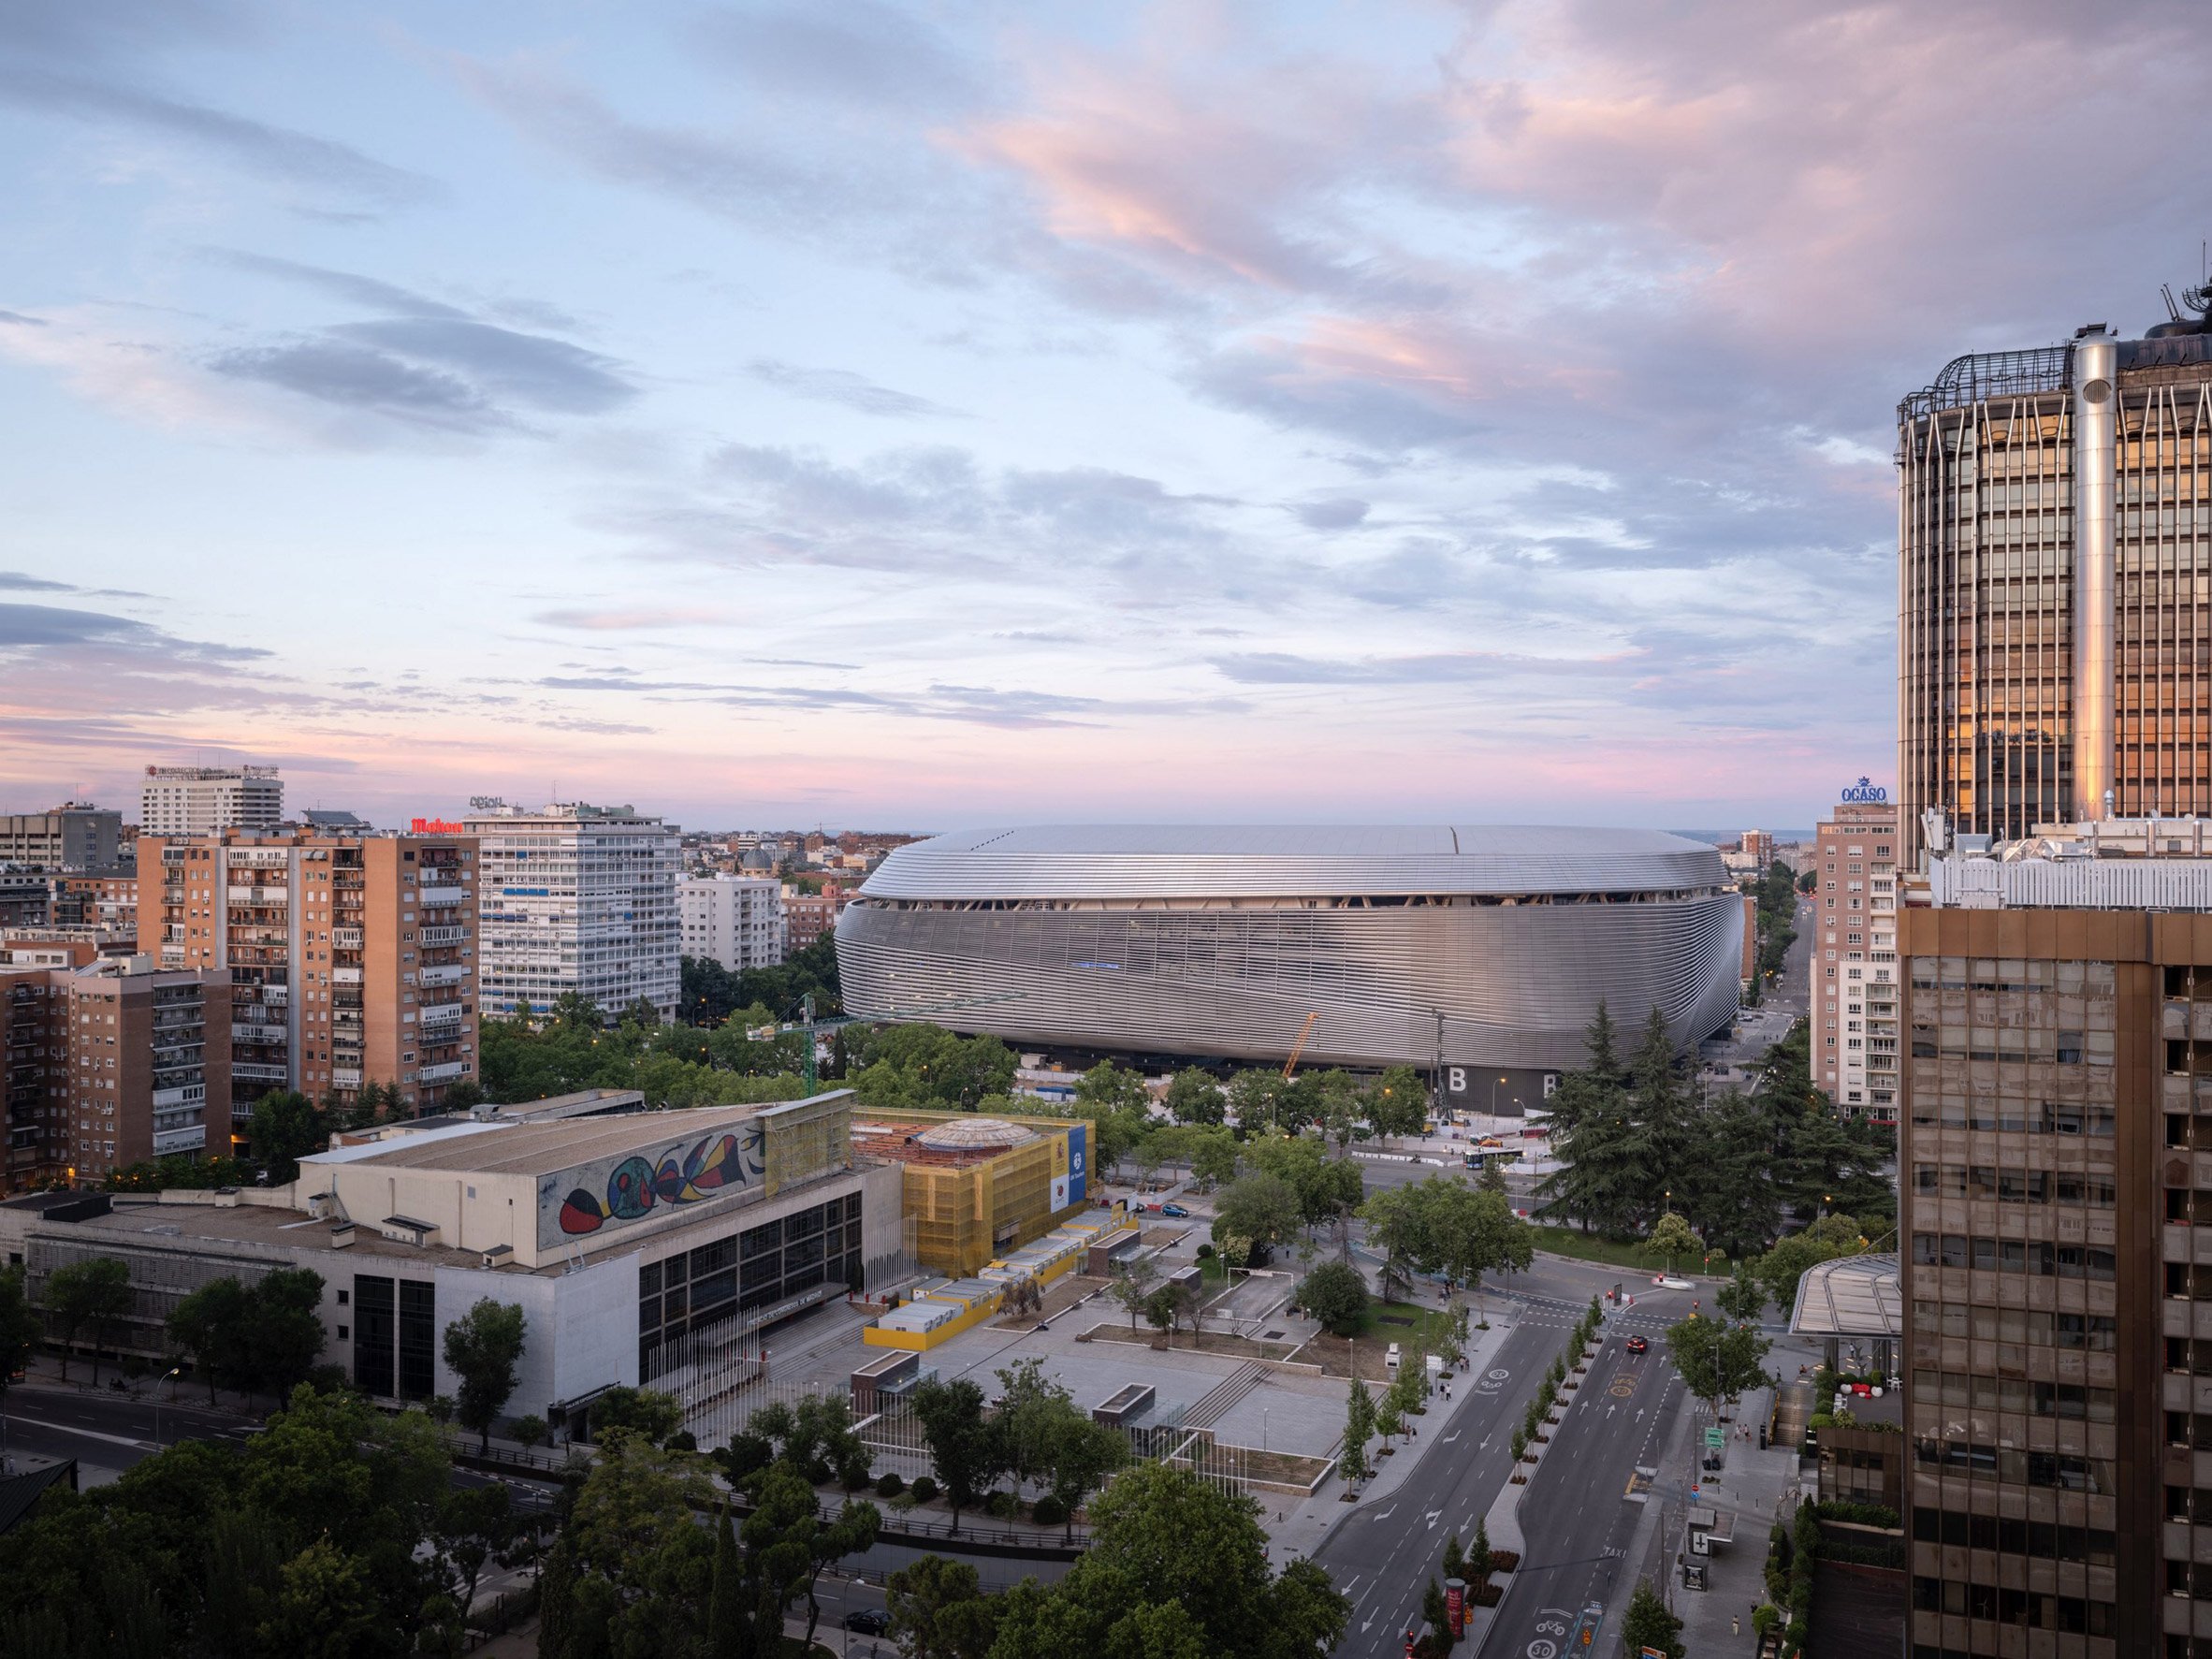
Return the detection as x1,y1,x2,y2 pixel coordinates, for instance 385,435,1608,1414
1433,1009,1446,1125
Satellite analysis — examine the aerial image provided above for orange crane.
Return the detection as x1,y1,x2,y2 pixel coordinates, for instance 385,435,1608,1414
1281,1011,1321,1081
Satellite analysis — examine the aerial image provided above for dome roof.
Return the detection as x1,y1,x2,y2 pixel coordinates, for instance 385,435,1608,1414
911,1117,1036,1151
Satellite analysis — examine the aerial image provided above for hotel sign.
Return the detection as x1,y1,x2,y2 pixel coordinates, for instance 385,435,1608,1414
1839,778,1888,804
409,818,465,835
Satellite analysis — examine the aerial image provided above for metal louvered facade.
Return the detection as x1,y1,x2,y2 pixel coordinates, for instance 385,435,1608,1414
836,825,1744,1073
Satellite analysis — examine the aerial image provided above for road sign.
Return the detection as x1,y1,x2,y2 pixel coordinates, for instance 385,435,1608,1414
1704,1426,1725,1448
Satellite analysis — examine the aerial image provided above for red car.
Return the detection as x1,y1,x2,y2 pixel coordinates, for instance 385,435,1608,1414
1624,1333,1650,1355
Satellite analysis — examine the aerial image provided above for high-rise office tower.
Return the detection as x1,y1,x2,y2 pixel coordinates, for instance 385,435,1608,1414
464,801,679,1021
1810,790,1900,1119
1898,292,2212,865
137,829,480,1143
139,765,284,836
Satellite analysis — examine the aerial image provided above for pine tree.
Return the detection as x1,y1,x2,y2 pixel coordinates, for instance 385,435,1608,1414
706,1506,738,1659
1469,1516,1492,1582
1441,1530,1463,1582
1340,1375,1375,1483
1620,1578,1684,1658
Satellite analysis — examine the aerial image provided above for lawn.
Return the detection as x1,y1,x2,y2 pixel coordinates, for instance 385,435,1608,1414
1523,1224,1722,1277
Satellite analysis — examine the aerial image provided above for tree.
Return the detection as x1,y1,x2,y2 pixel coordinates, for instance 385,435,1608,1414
242,1267,327,1404
1645,1211,1701,1277
1187,1127,1242,1190
910,1376,1005,1536
1144,1282,1198,1347
43,1256,131,1384
1717,1262,1768,1324
1477,1153,1508,1196
1469,1516,1492,1584
510,1413,547,1448
1420,1579,1451,1653
589,1385,683,1446
431,1482,518,1621
1107,1256,1158,1332
986,1461,1348,1659
246,1089,327,1183
0,1267,35,1432
1340,1374,1375,1485
1213,1172,1300,1267
1224,1068,1288,1132
1359,1182,1437,1301
747,1391,871,1488
443,1297,528,1454
1041,1407,1127,1543
886,1553,1001,1659
1754,1216,1863,1312
1164,1068,1226,1126
557,1433,716,1656
1294,1261,1370,1337
1664,1313,1772,1418
1621,1578,1685,1659
1367,1065,1428,1143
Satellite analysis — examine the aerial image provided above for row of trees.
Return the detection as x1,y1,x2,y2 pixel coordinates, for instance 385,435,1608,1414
679,932,842,1025
1538,1004,1892,1255
880,1461,1348,1659
0,1383,538,1657
1747,855,1800,994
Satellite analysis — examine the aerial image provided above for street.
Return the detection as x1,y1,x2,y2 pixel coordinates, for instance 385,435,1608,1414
1478,1332,1686,1659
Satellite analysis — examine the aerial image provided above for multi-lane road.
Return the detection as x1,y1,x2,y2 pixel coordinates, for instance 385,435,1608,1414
1479,1325,1685,1659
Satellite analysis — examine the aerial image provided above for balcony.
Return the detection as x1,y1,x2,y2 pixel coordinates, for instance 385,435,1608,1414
418,1060,467,1084
419,925,466,946
331,967,362,985
331,1068,362,1087
417,882,467,906
153,1125,207,1157
152,1084,206,1108
226,885,287,904
331,927,364,949
418,964,469,987
234,1026,286,1047
233,1061,288,1083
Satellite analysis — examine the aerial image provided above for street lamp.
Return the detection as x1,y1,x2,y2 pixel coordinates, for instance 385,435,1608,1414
155,1366,181,1447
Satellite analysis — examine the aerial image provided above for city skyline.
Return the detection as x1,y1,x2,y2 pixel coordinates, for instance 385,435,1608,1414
5,1,2207,830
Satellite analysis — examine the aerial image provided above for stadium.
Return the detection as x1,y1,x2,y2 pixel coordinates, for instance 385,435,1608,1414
835,825,1744,1094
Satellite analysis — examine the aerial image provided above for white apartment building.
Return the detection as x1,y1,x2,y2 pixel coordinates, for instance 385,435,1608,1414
139,766,283,836
679,875,784,973
466,801,680,1022
1810,787,1899,1121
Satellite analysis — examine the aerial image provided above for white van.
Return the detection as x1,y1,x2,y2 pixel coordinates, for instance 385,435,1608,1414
1385,1342,1402,1370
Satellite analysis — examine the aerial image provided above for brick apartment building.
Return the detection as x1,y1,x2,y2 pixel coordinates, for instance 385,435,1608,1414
50,870,138,939
3,955,229,1189
137,829,480,1148
781,883,853,953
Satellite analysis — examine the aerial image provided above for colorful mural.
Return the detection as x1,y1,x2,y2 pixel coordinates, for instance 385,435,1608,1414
550,1123,765,1240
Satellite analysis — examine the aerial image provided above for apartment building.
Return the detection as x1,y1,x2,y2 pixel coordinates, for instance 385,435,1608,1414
49,871,138,939
139,765,283,836
1812,788,1901,1120
1,956,229,1189
781,884,851,953
465,801,680,1022
0,804,122,871
137,829,480,1142
679,875,784,973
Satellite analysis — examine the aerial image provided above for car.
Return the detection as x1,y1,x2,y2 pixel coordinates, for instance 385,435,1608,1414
1160,1202,1189,1217
1624,1333,1650,1354
844,1608,890,1636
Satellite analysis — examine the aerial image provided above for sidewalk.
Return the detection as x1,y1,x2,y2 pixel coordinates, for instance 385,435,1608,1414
1656,1382,1807,1655
1259,1301,1521,1564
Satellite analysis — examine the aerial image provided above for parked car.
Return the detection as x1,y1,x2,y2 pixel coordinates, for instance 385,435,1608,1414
1624,1333,1650,1355
1160,1202,1189,1217
844,1608,890,1636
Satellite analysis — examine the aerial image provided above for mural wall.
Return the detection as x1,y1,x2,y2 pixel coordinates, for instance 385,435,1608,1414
537,1120,766,1248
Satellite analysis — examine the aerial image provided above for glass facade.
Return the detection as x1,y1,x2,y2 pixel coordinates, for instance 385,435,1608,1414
352,1273,435,1402
637,1192,864,1381
1899,335,2212,866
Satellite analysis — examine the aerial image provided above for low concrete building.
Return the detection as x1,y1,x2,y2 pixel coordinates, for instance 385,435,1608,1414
0,1089,903,1439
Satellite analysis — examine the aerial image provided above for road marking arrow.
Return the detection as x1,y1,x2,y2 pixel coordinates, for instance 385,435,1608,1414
1426,1509,1443,1529
1371,1506,1396,1522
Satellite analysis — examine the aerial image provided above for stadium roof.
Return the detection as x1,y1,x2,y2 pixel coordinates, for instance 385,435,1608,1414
858,824,1727,902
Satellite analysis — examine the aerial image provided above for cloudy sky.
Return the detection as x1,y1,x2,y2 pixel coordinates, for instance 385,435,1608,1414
3,0,2205,833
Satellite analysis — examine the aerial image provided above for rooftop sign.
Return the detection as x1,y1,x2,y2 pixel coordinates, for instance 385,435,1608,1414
1841,778,1888,804
409,818,465,835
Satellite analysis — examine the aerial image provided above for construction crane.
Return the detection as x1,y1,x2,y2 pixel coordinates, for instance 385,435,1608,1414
1280,1011,1321,1082
748,990,1020,1095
